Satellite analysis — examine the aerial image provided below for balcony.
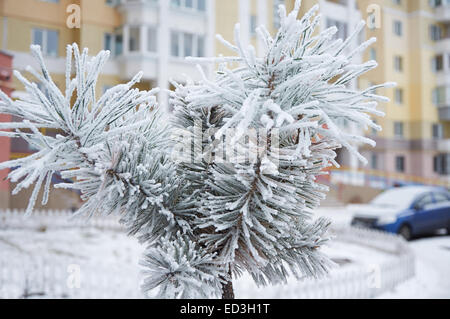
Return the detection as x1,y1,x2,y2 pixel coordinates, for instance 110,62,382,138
435,37,450,53
434,3,450,22
433,85,450,120
438,139,450,152
118,0,207,27
118,0,159,25
116,53,158,81
115,53,203,82
438,106,450,121
321,0,361,22
167,58,204,82
436,73,450,87
433,39,450,85
118,0,158,6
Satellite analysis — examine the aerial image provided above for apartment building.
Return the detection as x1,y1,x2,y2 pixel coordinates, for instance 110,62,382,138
299,0,450,194
0,50,12,209
356,0,450,188
0,0,293,208
0,0,122,209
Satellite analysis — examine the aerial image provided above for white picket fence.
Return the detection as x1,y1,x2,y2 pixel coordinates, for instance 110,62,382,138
0,209,123,231
0,210,139,299
0,210,415,299
0,253,144,299
288,224,415,299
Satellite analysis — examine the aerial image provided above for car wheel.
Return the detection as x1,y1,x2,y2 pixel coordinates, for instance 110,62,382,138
399,225,412,241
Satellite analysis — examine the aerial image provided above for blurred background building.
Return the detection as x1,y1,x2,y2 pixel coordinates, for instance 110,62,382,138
0,0,449,209
0,50,12,209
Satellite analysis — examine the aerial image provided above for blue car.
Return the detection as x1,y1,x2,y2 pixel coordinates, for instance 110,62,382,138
350,186,450,240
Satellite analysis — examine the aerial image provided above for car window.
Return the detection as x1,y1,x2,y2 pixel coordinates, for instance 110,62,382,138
433,193,450,204
414,194,434,210
371,188,425,209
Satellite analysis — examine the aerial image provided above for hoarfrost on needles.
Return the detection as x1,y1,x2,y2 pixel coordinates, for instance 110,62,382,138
0,0,393,298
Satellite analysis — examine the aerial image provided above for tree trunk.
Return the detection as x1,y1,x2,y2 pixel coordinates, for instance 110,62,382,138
221,268,234,299
221,279,235,299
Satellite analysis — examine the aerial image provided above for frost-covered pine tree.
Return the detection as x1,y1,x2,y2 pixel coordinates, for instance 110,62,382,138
0,1,393,299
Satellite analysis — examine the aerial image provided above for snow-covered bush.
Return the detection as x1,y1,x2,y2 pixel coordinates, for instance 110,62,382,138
0,1,392,299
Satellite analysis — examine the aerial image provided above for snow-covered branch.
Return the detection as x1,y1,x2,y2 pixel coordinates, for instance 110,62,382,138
0,0,392,299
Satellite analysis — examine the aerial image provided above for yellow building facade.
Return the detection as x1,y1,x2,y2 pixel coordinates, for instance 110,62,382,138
299,0,450,188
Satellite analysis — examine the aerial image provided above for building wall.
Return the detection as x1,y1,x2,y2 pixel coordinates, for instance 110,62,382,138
335,0,448,186
0,0,123,210
297,0,449,188
9,181,81,211
215,0,239,57
0,51,13,209
377,1,447,183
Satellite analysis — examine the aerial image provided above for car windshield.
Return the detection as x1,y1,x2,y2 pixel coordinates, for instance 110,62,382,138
370,188,425,209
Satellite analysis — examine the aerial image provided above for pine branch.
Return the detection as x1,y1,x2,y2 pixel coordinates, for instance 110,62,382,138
0,0,393,299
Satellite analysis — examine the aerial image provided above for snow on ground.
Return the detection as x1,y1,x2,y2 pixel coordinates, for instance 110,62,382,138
234,239,391,299
316,208,450,299
0,225,390,299
0,208,449,299
0,228,143,264
0,227,145,299
379,235,450,299
316,207,354,225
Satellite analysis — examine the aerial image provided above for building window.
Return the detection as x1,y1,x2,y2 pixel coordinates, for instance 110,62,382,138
394,56,403,72
104,31,130,56
171,31,205,58
147,27,157,52
327,18,348,40
432,54,444,72
273,0,285,29
371,119,378,136
370,48,377,61
434,154,450,175
102,85,113,94
115,32,123,56
394,122,404,138
432,123,443,139
129,27,140,52
250,15,257,36
32,28,59,57
36,82,49,98
434,155,439,173
433,86,446,105
395,88,404,104
369,81,378,95
430,25,442,41
183,32,194,57
430,0,445,8
371,153,378,170
197,36,205,57
171,31,180,57
171,0,206,12
393,20,403,36
395,156,405,173
104,33,114,53
197,0,206,11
